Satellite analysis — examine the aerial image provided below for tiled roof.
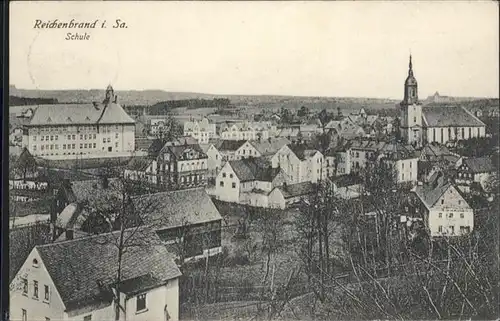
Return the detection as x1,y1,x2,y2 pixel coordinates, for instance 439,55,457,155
463,156,496,173
249,138,290,156
414,173,451,208
70,178,122,203
131,188,222,229
288,144,320,161
27,103,135,126
125,156,153,171
36,227,181,311
275,182,315,199
350,139,386,152
9,223,52,283
217,140,247,152
379,143,419,160
330,174,363,188
148,139,168,157
422,106,485,127
163,144,207,160
229,158,282,182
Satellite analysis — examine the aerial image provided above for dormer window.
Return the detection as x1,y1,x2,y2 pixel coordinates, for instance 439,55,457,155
32,258,39,267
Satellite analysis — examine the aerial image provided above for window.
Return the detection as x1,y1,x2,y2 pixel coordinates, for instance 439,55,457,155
220,181,224,187
55,135,58,140
84,134,87,140
107,137,111,143
115,142,118,148
93,143,96,148
33,136,37,141
33,280,39,299
441,199,444,205
22,309,27,321
402,163,404,169
93,134,96,139
83,315,92,321
461,128,464,138
458,200,461,205
33,145,37,151
460,213,464,218
433,128,436,141
44,285,50,301
439,212,442,218
50,135,53,141
22,278,28,295
232,182,236,188
438,225,443,233
72,144,75,149
68,135,71,140
80,144,83,149
80,134,83,140
402,173,405,180
222,173,226,178
413,116,416,123
449,226,455,235
115,133,119,139
32,258,39,267
136,294,147,312
229,174,233,178
440,128,444,143
469,127,471,137
72,134,75,140
63,144,66,150
41,136,44,141
103,138,106,143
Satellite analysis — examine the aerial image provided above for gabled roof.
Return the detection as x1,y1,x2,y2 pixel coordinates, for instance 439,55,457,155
35,228,181,311
274,182,315,199
147,139,168,158
131,188,222,229
125,156,153,172
422,106,485,127
379,143,419,160
414,173,456,209
217,140,247,152
288,144,320,161
462,156,496,173
228,158,282,182
27,103,135,126
349,139,386,152
249,138,291,156
162,144,207,160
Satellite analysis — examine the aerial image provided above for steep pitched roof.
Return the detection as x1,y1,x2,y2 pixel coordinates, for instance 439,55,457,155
350,139,386,152
288,144,320,161
229,158,282,182
249,138,291,156
463,156,496,173
27,103,135,126
217,140,247,152
125,156,153,172
414,173,453,209
379,143,419,160
275,182,315,199
131,188,222,229
147,138,167,157
422,106,485,127
36,228,181,311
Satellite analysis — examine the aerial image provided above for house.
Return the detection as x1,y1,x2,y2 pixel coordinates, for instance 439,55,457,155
455,156,497,193
328,174,363,199
399,56,486,147
200,143,223,179
219,121,275,141
325,143,351,176
21,86,136,160
235,138,291,160
378,143,419,183
132,188,223,260
277,127,301,141
125,138,208,190
215,140,247,162
418,143,462,180
348,139,386,173
271,144,324,184
268,182,315,209
10,228,182,321
215,158,288,206
413,172,474,237
183,117,217,144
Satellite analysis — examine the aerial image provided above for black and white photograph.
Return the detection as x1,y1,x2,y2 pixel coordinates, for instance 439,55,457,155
6,1,499,320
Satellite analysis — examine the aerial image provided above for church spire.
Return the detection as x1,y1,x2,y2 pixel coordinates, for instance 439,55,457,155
408,55,413,77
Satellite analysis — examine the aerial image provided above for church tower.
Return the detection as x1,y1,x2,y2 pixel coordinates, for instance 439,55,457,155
399,55,423,146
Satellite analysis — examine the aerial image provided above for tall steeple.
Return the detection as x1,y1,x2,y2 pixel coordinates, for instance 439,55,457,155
403,55,418,105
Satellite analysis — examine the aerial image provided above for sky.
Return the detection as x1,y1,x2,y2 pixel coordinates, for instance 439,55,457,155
9,1,500,99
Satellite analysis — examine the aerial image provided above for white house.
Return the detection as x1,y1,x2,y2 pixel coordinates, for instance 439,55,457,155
235,138,291,160
10,228,181,321
183,118,217,144
21,86,136,160
268,182,315,209
271,144,324,184
378,143,419,184
413,172,474,237
219,122,276,141
215,158,288,206
200,143,223,179
455,156,497,193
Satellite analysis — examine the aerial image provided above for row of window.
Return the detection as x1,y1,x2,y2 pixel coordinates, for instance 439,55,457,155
431,127,480,143
220,181,236,188
21,277,50,302
437,225,471,234
438,212,465,219
180,174,205,184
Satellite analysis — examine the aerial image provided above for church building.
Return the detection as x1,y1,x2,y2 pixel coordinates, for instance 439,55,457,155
399,56,486,147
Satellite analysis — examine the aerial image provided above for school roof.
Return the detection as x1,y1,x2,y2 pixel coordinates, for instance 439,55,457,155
27,103,135,126
422,106,485,127
35,228,181,311
131,188,222,229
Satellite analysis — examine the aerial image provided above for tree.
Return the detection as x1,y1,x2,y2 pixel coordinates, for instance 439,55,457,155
79,176,164,321
297,106,309,117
